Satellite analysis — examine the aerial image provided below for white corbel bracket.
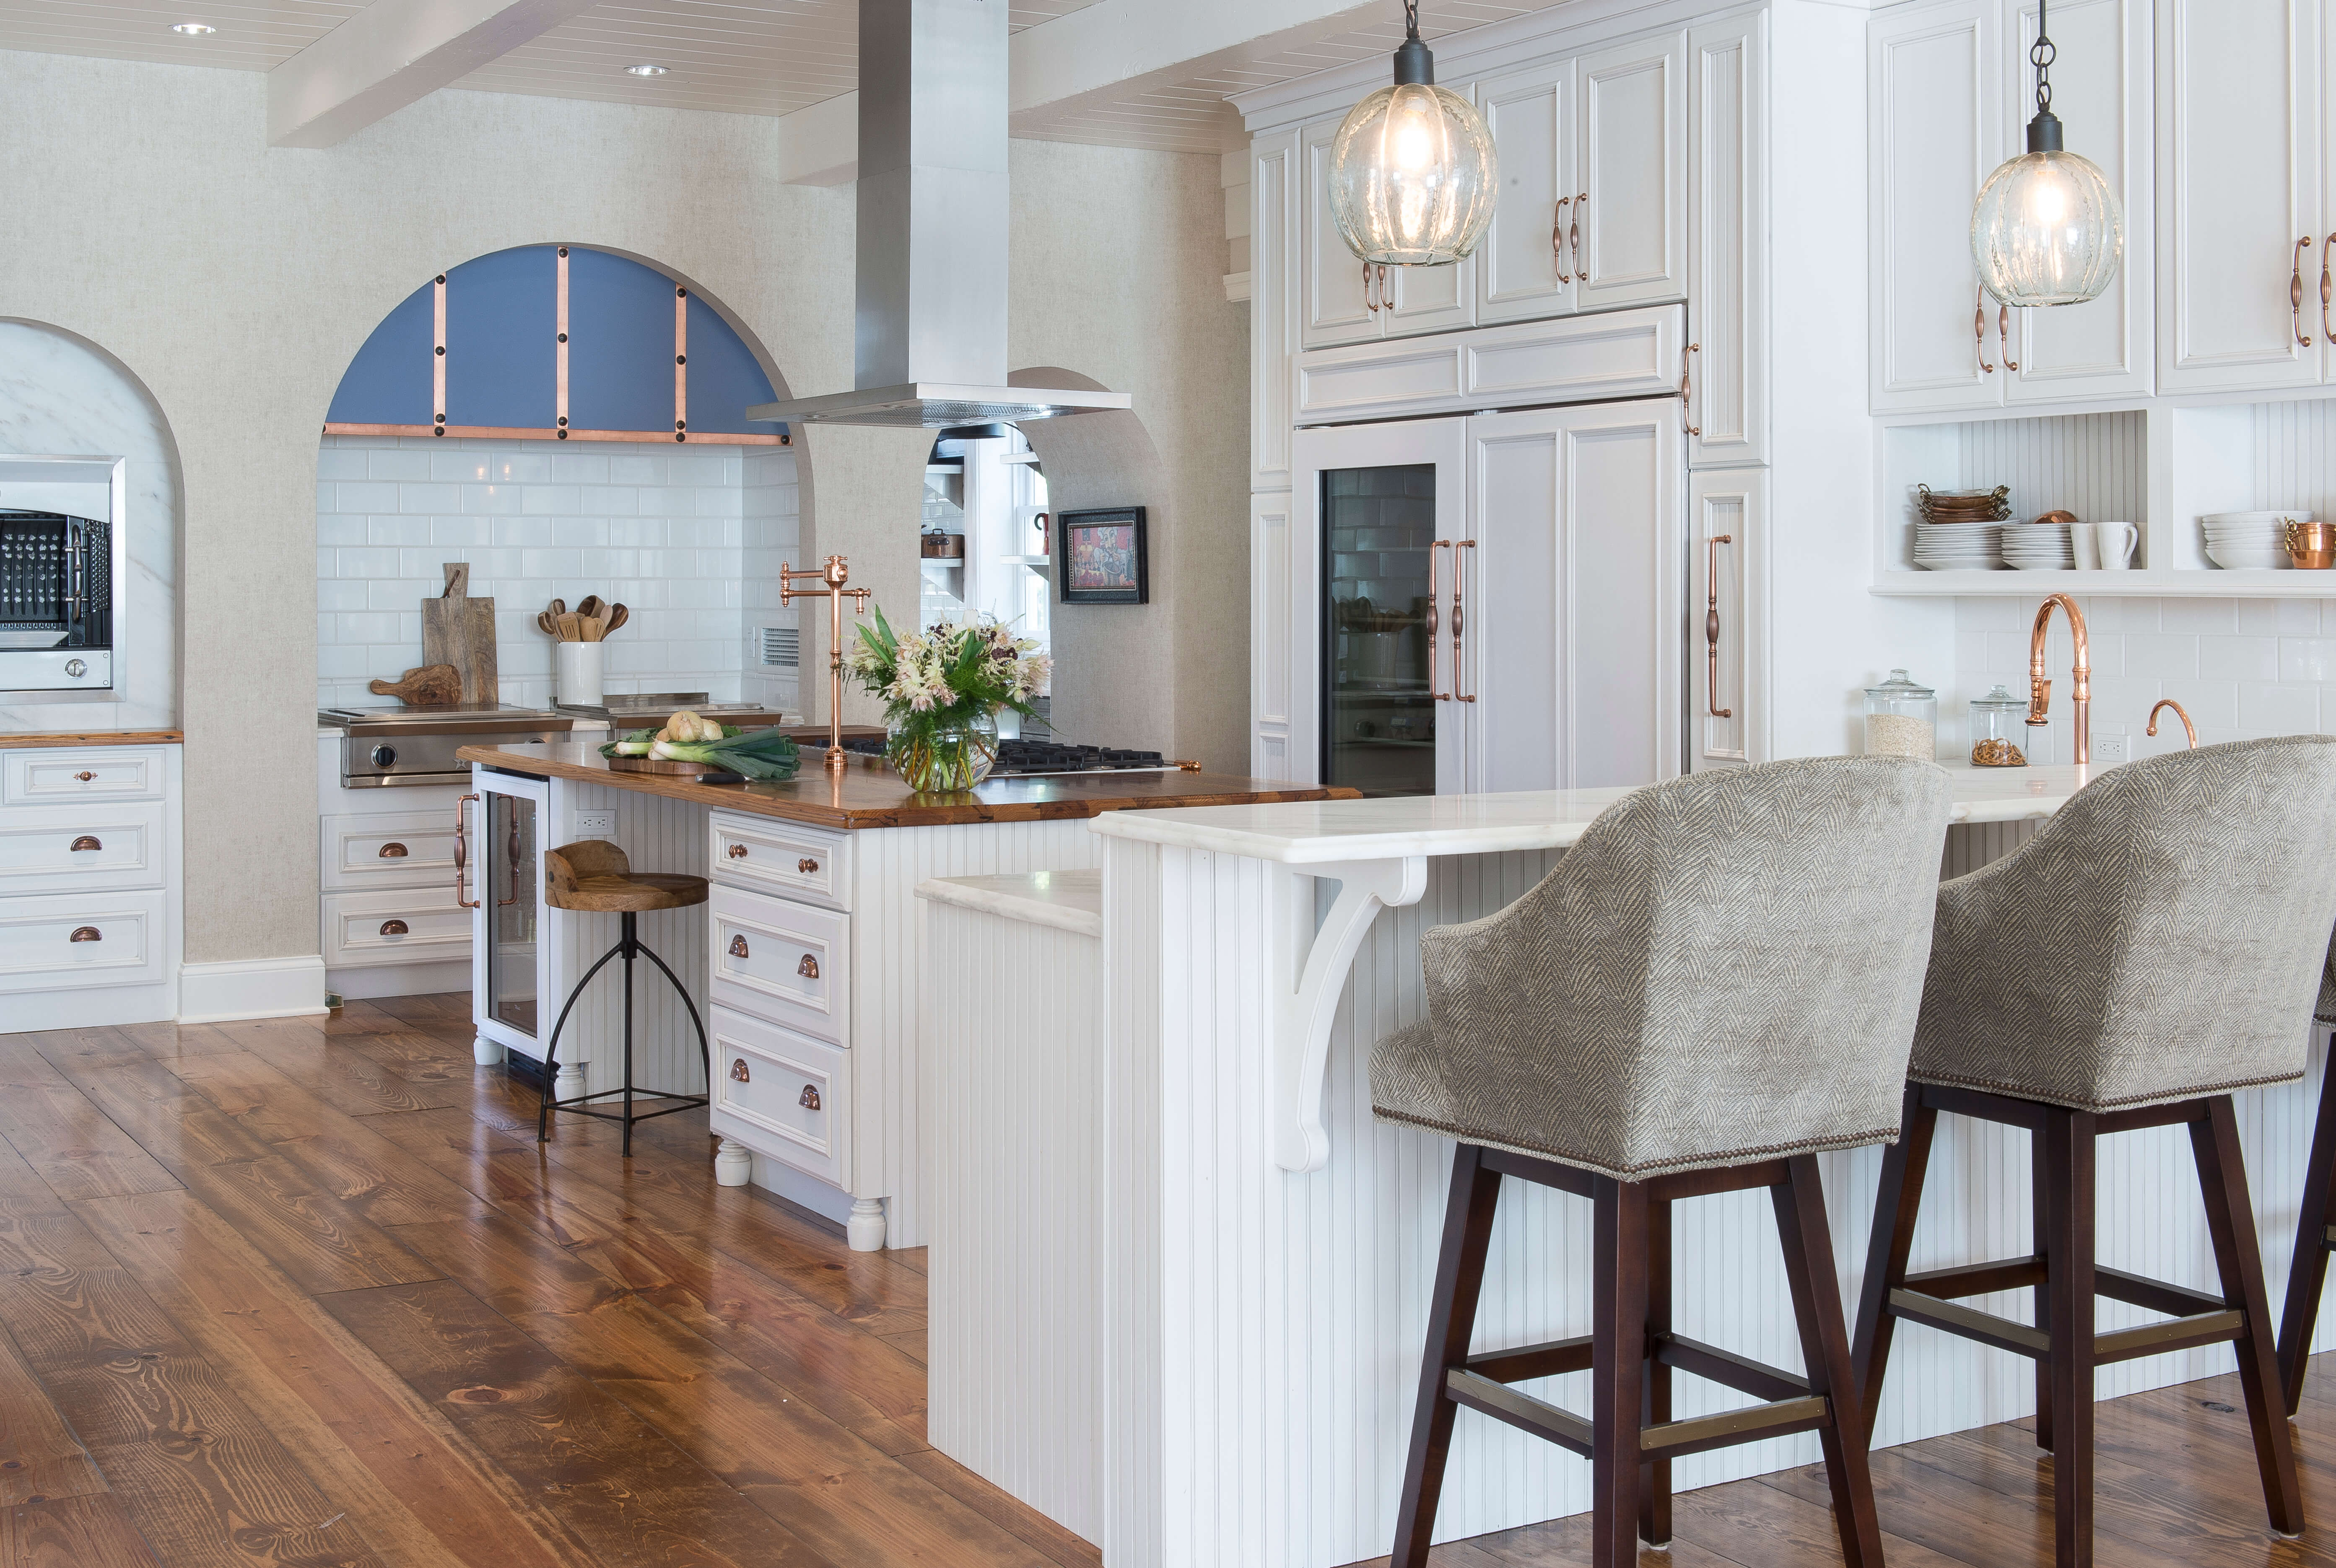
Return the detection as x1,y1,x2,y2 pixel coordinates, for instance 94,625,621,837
1275,856,1428,1173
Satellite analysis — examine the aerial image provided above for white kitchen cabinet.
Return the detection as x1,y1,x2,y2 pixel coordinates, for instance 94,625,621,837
2157,0,2322,393
1461,403,1683,792
1249,490,1297,782
1251,127,1300,491
317,735,472,1000
1300,116,1478,349
1688,10,1767,466
1575,30,1691,313
1294,303,1686,425
1690,467,1768,768
1473,58,1578,325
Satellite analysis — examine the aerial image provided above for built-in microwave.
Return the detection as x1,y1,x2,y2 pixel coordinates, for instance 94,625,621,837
0,456,126,698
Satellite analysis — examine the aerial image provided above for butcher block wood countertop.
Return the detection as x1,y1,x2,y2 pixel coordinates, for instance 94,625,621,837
0,729,182,748
458,740,1355,830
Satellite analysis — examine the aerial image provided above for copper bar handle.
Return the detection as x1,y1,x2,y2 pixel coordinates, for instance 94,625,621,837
1376,263,1391,314
1552,196,1573,283
1705,534,1734,719
1975,286,1995,373
378,842,408,858
454,793,480,910
1571,191,1586,277
2147,699,2198,749
1998,304,2017,373
796,954,820,980
1362,259,1380,314
728,935,749,959
797,857,819,873
68,835,101,853
1427,540,1451,701
379,920,409,937
726,843,748,859
74,771,94,782
499,816,520,908
2296,237,2315,347
729,1059,751,1083
2320,233,2334,340
798,1084,822,1111
1680,342,1700,437
1453,541,1476,704
68,926,100,943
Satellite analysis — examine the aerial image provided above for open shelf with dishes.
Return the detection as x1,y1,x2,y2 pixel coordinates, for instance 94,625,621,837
1871,399,2336,596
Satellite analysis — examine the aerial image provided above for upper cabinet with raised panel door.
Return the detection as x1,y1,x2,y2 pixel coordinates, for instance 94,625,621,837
1869,0,2151,413
1300,117,1477,350
1575,31,1691,313
2156,0,2323,393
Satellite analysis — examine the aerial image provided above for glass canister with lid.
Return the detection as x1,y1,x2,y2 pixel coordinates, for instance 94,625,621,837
1969,684,2030,767
1863,669,1937,761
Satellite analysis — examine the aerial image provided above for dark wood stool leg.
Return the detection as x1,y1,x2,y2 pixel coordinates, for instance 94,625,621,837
619,913,638,1158
1591,1178,1650,1568
2279,1042,2336,1415
2032,1118,2054,1453
1391,1144,1503,1568
2193,1095,2305,1536
2040,1106,2097,1568
1773,1154,1885,1568
1639,1194,1672,1549
535,938,624,1142
1851,1083,1938,1444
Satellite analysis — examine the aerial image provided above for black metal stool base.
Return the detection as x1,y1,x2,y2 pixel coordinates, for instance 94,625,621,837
537,910,711,1157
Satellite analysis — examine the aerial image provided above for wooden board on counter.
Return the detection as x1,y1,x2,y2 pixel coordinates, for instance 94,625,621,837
456,741,1355,829
0,731,182,749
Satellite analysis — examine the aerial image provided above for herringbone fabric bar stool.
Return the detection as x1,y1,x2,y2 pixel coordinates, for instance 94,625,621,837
1376,756,1955,1568
2273,933,2336,1409
1853,736,2336,1567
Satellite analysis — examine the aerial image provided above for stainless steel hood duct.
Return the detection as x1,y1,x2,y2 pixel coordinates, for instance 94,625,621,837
747,0,1130,430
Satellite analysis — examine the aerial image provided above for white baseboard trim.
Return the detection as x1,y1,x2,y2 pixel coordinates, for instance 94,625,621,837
179,954,330,1023
327,960,472,1002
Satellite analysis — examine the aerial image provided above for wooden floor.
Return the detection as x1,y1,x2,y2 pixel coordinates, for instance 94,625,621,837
0,994,2330,1568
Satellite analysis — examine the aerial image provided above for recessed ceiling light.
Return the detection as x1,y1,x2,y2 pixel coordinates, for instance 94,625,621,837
624,63,669,76
170,21,216,33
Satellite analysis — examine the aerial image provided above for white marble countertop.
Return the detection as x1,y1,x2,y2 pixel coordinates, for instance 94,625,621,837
914,868,1103,937
1088,762,2096,866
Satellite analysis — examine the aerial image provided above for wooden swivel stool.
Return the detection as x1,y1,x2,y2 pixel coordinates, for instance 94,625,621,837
536,840,711,1156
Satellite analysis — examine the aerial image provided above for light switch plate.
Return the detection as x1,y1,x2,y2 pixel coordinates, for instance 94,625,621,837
574,809,616,836
2092,734,2129,765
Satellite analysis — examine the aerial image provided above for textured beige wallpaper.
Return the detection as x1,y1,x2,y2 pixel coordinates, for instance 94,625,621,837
0,48,1244,967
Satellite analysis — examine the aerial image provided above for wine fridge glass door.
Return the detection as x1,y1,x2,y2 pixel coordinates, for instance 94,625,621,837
1322,463,1438,798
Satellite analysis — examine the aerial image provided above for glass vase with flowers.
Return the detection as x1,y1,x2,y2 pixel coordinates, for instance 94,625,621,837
847,605,1050,793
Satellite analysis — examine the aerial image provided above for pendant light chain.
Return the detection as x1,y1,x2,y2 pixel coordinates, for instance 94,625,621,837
1404,0,1420,39
2032,0,2055,118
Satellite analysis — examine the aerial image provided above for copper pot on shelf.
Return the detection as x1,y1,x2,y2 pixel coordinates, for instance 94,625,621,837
2285,518,2336,569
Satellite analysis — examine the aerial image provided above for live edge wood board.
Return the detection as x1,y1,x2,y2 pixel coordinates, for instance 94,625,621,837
0,730,183,748
456,741,1354,829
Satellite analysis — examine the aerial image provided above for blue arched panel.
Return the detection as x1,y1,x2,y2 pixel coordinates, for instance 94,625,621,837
326,245,777,434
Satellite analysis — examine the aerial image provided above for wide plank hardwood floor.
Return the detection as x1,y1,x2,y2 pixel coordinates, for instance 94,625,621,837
0,991,2330,1568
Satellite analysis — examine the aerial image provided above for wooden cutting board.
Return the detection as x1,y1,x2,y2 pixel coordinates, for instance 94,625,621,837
420,562,497,708
367,663,461,707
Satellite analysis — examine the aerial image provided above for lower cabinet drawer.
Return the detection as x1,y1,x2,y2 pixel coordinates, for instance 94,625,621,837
710,885,849,1043
710,811,851,910
0,888,168,993
712,1005,848,1186
3,746,167,805
322,809,462,892
322,886,473,969
0,801,166,894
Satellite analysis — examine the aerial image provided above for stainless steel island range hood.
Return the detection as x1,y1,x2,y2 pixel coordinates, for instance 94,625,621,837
748,0,1130,431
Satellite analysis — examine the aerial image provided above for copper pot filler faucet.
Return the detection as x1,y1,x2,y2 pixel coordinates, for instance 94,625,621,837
2026,593,2090,766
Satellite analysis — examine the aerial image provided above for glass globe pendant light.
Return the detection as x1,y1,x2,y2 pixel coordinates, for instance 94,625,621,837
1970,0,2123,306
1326,0,1499,267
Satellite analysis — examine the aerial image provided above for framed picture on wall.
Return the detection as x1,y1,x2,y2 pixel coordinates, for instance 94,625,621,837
1058,507,1149,605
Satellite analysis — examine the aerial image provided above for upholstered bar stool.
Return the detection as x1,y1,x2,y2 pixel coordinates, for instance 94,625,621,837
2273,931,2336,1408
536,840,713,1156
1376,756,1955,1568
1853,736,2336,1567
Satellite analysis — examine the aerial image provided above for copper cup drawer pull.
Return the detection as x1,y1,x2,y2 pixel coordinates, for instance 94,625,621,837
68,926,101,943
727,844,748,859
798,1083,822,1111
73,771,96,782
68,835,102,853
729,1059,751,1083
797,857,819,874
728,935,750,959
379,919,410,936
796,954,820,980
378,842,410,858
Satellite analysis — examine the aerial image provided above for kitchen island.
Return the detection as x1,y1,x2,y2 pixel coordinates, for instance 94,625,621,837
921,763,2336,1567
457,739,1346,1249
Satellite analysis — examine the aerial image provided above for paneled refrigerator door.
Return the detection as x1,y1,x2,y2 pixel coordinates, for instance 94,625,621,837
1461,402,1683,793
469,769,548,1066
1291,418,1467,794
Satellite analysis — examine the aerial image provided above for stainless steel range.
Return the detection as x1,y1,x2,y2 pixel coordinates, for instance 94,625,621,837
320,705,582,788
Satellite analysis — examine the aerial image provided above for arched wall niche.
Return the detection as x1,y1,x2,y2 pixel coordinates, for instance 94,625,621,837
0,316,185,731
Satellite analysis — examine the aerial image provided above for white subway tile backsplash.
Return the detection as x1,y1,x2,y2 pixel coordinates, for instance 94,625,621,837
2157,598,2239,635
2199,636,2279,682
317,435,799,710
2241,682,2322,731
2121,632,2201,679
2282,638,2336,682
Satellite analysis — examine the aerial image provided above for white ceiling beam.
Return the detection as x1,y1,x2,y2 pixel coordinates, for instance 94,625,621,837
774,0,1388,184
267,0,599,149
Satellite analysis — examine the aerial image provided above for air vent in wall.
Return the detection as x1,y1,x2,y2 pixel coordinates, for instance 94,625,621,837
759,626,800,669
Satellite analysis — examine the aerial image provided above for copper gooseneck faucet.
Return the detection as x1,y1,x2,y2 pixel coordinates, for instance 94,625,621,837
2026,593,2090,765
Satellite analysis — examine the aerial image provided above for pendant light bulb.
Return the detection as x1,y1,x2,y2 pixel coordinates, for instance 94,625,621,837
1326,1,1498,267
1970,2,2123,307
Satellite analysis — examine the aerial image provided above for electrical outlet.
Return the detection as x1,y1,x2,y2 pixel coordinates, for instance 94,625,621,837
2092,733,2129,765
574,809,616,836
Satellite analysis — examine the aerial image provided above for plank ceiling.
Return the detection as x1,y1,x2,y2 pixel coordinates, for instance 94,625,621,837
0,0,1559,154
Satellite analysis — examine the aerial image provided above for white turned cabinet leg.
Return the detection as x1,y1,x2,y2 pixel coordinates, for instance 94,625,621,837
847,1197,887,1252
714,1138,753,1188
554,1061,587,1101
472,1036,504,1066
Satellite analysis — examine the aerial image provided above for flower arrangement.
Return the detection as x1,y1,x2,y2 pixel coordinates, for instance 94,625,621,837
847,605,1050,791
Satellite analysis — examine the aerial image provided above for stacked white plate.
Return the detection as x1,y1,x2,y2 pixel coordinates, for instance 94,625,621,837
2202,510,2303,570
1912,521,2003,570
2002,520,2076,570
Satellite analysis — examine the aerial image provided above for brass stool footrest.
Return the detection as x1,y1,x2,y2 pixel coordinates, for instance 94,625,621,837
1890,1271,2245,1366
1446,1368,1831,1463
